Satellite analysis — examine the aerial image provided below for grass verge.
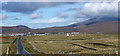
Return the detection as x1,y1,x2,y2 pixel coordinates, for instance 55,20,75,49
21,36,43,54
1,36,17,54
9,36,18,54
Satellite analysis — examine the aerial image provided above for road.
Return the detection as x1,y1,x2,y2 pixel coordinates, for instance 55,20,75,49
16,35,31,55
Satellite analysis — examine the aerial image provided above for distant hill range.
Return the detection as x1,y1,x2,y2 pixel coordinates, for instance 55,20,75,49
1,17,119,34
13,25,30,29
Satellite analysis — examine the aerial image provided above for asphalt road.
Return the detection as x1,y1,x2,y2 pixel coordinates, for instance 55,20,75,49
16,35,31,55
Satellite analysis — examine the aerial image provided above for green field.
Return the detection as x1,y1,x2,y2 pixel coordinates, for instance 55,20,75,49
22,34,118,54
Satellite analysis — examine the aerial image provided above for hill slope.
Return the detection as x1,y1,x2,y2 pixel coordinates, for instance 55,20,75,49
1,17,119,34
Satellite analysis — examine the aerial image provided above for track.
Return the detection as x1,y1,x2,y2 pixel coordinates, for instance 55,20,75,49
16,35,31,55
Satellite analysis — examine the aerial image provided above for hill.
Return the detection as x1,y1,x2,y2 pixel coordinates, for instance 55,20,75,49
1,17,119,34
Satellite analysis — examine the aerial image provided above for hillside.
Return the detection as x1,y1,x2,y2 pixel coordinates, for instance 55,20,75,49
1,17,119,34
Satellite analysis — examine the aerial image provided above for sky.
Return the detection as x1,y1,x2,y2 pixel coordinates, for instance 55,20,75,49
0,1,118,29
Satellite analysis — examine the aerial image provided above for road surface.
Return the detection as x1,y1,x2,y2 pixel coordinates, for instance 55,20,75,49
16,35,31,55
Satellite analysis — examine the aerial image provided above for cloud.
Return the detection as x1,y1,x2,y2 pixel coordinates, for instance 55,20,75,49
46,17,64,23
10,24,16,26
30,13,42,19
30,21,40,23
83,2,117,17
0,23,2,26
0,3,1,13
65,8,81,12
69,22,76,25
56,12,68,18
13,18,20,20
0,23,16,26
0,14,25,20
30,17,64,23
72,1,118,21
0,14,8,20
2,2,76,14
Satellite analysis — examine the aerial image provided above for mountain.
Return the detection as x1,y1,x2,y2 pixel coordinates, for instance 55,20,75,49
13,25,30,29
1,25,30,34
34,21,118,34
67,17,118,27
77,21,118,34
1,17,119,34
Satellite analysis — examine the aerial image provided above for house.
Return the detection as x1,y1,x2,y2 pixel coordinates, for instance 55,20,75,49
34,33,46,36
66,33,70,36
15,33,24,36
97,32,103,34
70,32,80,34
58,32,65,34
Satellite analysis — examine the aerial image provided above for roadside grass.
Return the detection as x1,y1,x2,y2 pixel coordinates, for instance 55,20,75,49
21,36,42,54
9,36,18,54
24,34,118,54
1,36,17,54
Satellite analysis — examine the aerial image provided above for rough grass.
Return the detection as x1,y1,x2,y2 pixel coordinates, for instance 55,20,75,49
21,37,41,54
9,36,18,54
24,34,118,54
1,36,18,54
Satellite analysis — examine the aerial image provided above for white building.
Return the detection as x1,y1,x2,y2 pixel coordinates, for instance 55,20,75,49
15,33,24,36
0,34,2,36
34,33,47,36
71,32,80,34
66,33,70,36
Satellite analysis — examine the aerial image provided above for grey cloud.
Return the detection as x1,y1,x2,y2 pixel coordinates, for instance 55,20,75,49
64,8,81,12
30,13,42,19
0,3,1,13
56,12,69,18
2,2,76,14
13,18,20,20
0,14,24,20
72,2,118,22
73,11,87,18
0,14,8,20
